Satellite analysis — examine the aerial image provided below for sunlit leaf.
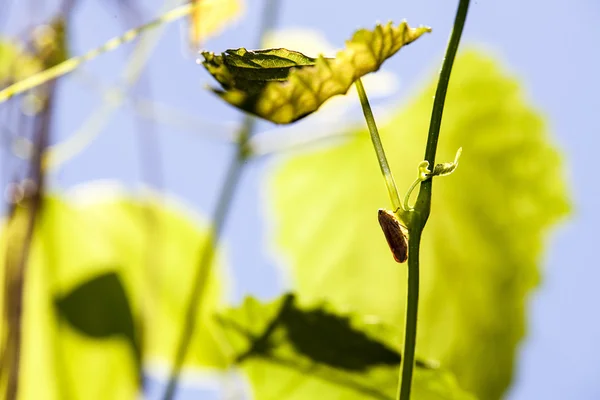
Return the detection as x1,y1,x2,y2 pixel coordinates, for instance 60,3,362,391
189,0,244,49
268,51,570,399
202,21,431,124
218,294,476,400
0,184,228,400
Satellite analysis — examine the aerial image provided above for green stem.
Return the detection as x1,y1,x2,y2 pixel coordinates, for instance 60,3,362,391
423,0,471,169
397,1,470,399
355,78,403,214
397,224,422,400
161,118,254,400
161,1,281,398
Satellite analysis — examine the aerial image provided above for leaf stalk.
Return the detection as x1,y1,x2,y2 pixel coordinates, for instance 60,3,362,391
397,1,470,400
355,78,405,220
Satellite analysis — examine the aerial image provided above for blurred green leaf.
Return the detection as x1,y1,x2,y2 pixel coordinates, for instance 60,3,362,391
31,17,69,70
55,271,134,339
55,271,141,375
0,18,67,115
268,51,570,399
0,39,43,86
188,0,244,48
202,22,431,124
0,185,228,400
218,294,476,400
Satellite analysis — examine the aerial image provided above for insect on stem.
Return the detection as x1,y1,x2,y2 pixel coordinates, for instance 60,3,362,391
378,209,408,263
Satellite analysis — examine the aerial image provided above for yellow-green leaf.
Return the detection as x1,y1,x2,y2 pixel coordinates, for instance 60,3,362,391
268,51,570,399
32,17,69,70
218,294,476,400
189,0,244,48
202,22,431,124
0,185,228,400
0,39,43,86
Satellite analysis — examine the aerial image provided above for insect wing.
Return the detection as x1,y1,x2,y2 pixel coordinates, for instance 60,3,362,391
377,209,408,263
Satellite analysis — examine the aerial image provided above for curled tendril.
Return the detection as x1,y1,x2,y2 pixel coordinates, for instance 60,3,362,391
403,147,462,211
429,147,462,177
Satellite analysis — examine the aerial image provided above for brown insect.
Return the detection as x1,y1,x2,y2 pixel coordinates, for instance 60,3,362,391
378,209,408,263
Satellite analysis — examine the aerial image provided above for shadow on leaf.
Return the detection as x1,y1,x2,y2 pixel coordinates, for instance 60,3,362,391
216,294,474,400
223,294,431,371
55,270,141,376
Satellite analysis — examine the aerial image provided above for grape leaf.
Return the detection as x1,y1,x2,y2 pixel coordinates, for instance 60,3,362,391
267,50,570,399
201,21,431,124
217,294,476,400
0,184,228,400
202,48,318,94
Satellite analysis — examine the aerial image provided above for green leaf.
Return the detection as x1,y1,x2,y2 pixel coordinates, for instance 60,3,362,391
55,271,134,339
0,184,228,400
268,50,570,399
218,294,476,400
202,48,318,94
55,271,141,376
202,22,431,124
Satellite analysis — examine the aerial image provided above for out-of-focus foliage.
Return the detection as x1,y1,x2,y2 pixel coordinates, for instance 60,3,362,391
55,272,141,374
202,22,431,123
0,18,67,114
32,17,69,70
269,50,570,399
0,18,67,85
218,294,476,400
0,186,228,400
0,40,43,86
0,3,213,103
189,0,244,49
0,36,45,115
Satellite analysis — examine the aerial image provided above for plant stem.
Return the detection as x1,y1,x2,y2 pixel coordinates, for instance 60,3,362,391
397,1,470,400
3,98,54,400
422,0,470,170
355,78,403,214
397,224,422,400
161,1,281,398
161,118,253,400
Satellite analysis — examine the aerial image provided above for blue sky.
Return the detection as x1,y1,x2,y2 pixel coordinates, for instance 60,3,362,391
2,0,600,399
